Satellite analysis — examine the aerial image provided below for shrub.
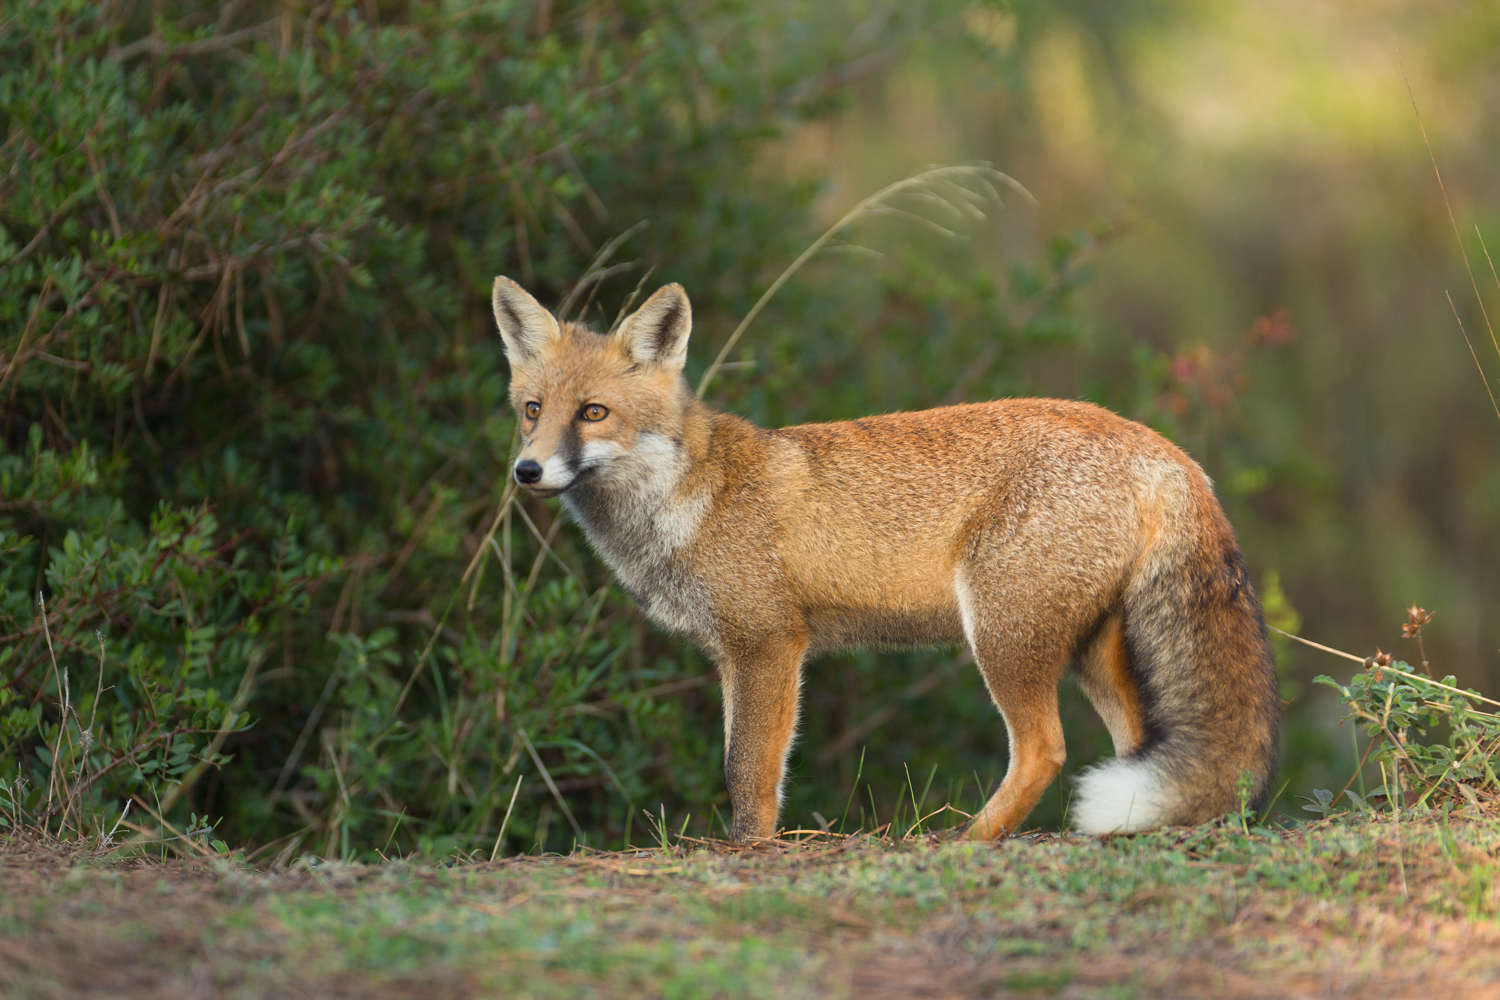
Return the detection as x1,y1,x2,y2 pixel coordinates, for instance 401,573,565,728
1,0,1093,857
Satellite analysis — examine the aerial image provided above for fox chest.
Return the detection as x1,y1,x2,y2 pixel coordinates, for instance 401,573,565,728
562,492,720,650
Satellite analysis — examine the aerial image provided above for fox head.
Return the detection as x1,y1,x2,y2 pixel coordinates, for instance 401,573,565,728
492,276,694,496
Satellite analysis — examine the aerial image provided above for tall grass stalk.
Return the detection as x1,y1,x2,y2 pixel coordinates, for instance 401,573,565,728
696,164,1034,397
1402,66,1500,424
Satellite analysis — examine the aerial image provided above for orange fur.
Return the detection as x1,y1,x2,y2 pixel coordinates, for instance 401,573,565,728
493,278,1280,841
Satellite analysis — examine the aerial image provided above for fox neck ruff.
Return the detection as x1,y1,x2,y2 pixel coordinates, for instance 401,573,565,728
560,396,721,649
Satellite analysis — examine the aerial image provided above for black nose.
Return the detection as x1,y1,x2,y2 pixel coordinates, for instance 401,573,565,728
514,459,543,485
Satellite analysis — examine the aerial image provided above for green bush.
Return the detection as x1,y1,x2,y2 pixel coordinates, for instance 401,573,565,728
2,0,1105,858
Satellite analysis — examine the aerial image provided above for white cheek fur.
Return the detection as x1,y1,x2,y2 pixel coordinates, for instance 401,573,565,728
580,439,625,463
537,454,572,490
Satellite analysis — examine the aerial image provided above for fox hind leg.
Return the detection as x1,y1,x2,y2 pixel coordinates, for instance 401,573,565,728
1073,611,1149,759
956,572,1072,841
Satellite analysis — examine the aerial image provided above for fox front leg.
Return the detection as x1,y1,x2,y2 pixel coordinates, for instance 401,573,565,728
719,635,807,842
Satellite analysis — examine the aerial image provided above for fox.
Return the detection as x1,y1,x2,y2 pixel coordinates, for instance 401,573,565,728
491,275,1281,842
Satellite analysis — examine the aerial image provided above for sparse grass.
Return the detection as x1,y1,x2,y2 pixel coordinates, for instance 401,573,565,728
4,809,1500,999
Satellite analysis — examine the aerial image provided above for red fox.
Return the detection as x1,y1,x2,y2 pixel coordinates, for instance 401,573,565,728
492,276,1280,842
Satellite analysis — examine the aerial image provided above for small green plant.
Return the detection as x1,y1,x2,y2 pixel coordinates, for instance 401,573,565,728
1310,606,1500,816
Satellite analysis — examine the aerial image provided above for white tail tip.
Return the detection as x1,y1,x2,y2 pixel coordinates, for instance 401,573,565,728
1072,757,1174,834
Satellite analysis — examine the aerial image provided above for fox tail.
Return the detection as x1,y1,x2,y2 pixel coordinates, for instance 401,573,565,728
1071,515,1281,835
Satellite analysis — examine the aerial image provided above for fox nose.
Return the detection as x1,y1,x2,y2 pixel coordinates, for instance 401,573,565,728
514,459,543,485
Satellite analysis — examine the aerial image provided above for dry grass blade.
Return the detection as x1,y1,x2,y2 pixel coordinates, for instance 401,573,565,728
385,497,555,725
387,604,455,722
1272,626,1500,709
465,488,515,612
904,803,968,839
696,163,1033,397
267,670,339,810
37,594,71,819
1479,225,1500,295
123,796,215,859
462,480,517,586
556,220,649,322
1448,294,1500,423
517,728,585,847
511,502,582,589
490,774,524,862
608,264,658,335
1401,64,1500,426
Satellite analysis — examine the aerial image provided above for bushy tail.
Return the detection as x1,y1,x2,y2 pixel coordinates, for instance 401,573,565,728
1071,514,1281,835
1072,757,1177,834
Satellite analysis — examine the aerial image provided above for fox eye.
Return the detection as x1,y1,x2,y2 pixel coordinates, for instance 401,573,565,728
524,401,541,419
581,404,609,422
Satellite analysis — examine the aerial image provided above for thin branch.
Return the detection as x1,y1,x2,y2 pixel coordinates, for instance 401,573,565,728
110,19,278,63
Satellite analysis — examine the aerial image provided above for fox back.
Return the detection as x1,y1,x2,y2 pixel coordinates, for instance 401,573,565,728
494,277,1280,842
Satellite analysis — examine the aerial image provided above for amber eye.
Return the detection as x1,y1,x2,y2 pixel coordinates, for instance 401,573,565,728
581,404,609,422
524,401,541,419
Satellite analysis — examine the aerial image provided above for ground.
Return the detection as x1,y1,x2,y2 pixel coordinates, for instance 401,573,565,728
2,815,1499,999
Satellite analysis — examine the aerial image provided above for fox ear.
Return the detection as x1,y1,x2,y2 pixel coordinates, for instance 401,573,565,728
615,283,692,373
492,276,561,362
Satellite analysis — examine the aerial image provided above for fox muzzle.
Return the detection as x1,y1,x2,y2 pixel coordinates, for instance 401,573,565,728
514,459,543,485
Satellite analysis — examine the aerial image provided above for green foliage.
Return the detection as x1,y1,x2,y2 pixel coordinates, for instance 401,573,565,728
9,0,1278,863
2,0,1097,857
0,424,331,838
1313,659,1500,814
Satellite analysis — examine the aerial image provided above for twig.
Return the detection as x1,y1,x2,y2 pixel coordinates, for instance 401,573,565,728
82,140,123,242
816,653,970,764
941,220,1120,405
125,797,216,858
266,669,340,809
0,275,56,398
1333,731,1381,812
558,675,708,717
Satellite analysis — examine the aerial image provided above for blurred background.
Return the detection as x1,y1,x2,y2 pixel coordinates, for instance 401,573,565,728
2,0,1497,857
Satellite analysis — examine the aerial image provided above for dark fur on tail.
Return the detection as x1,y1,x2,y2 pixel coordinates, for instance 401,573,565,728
1073,504,1280,833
